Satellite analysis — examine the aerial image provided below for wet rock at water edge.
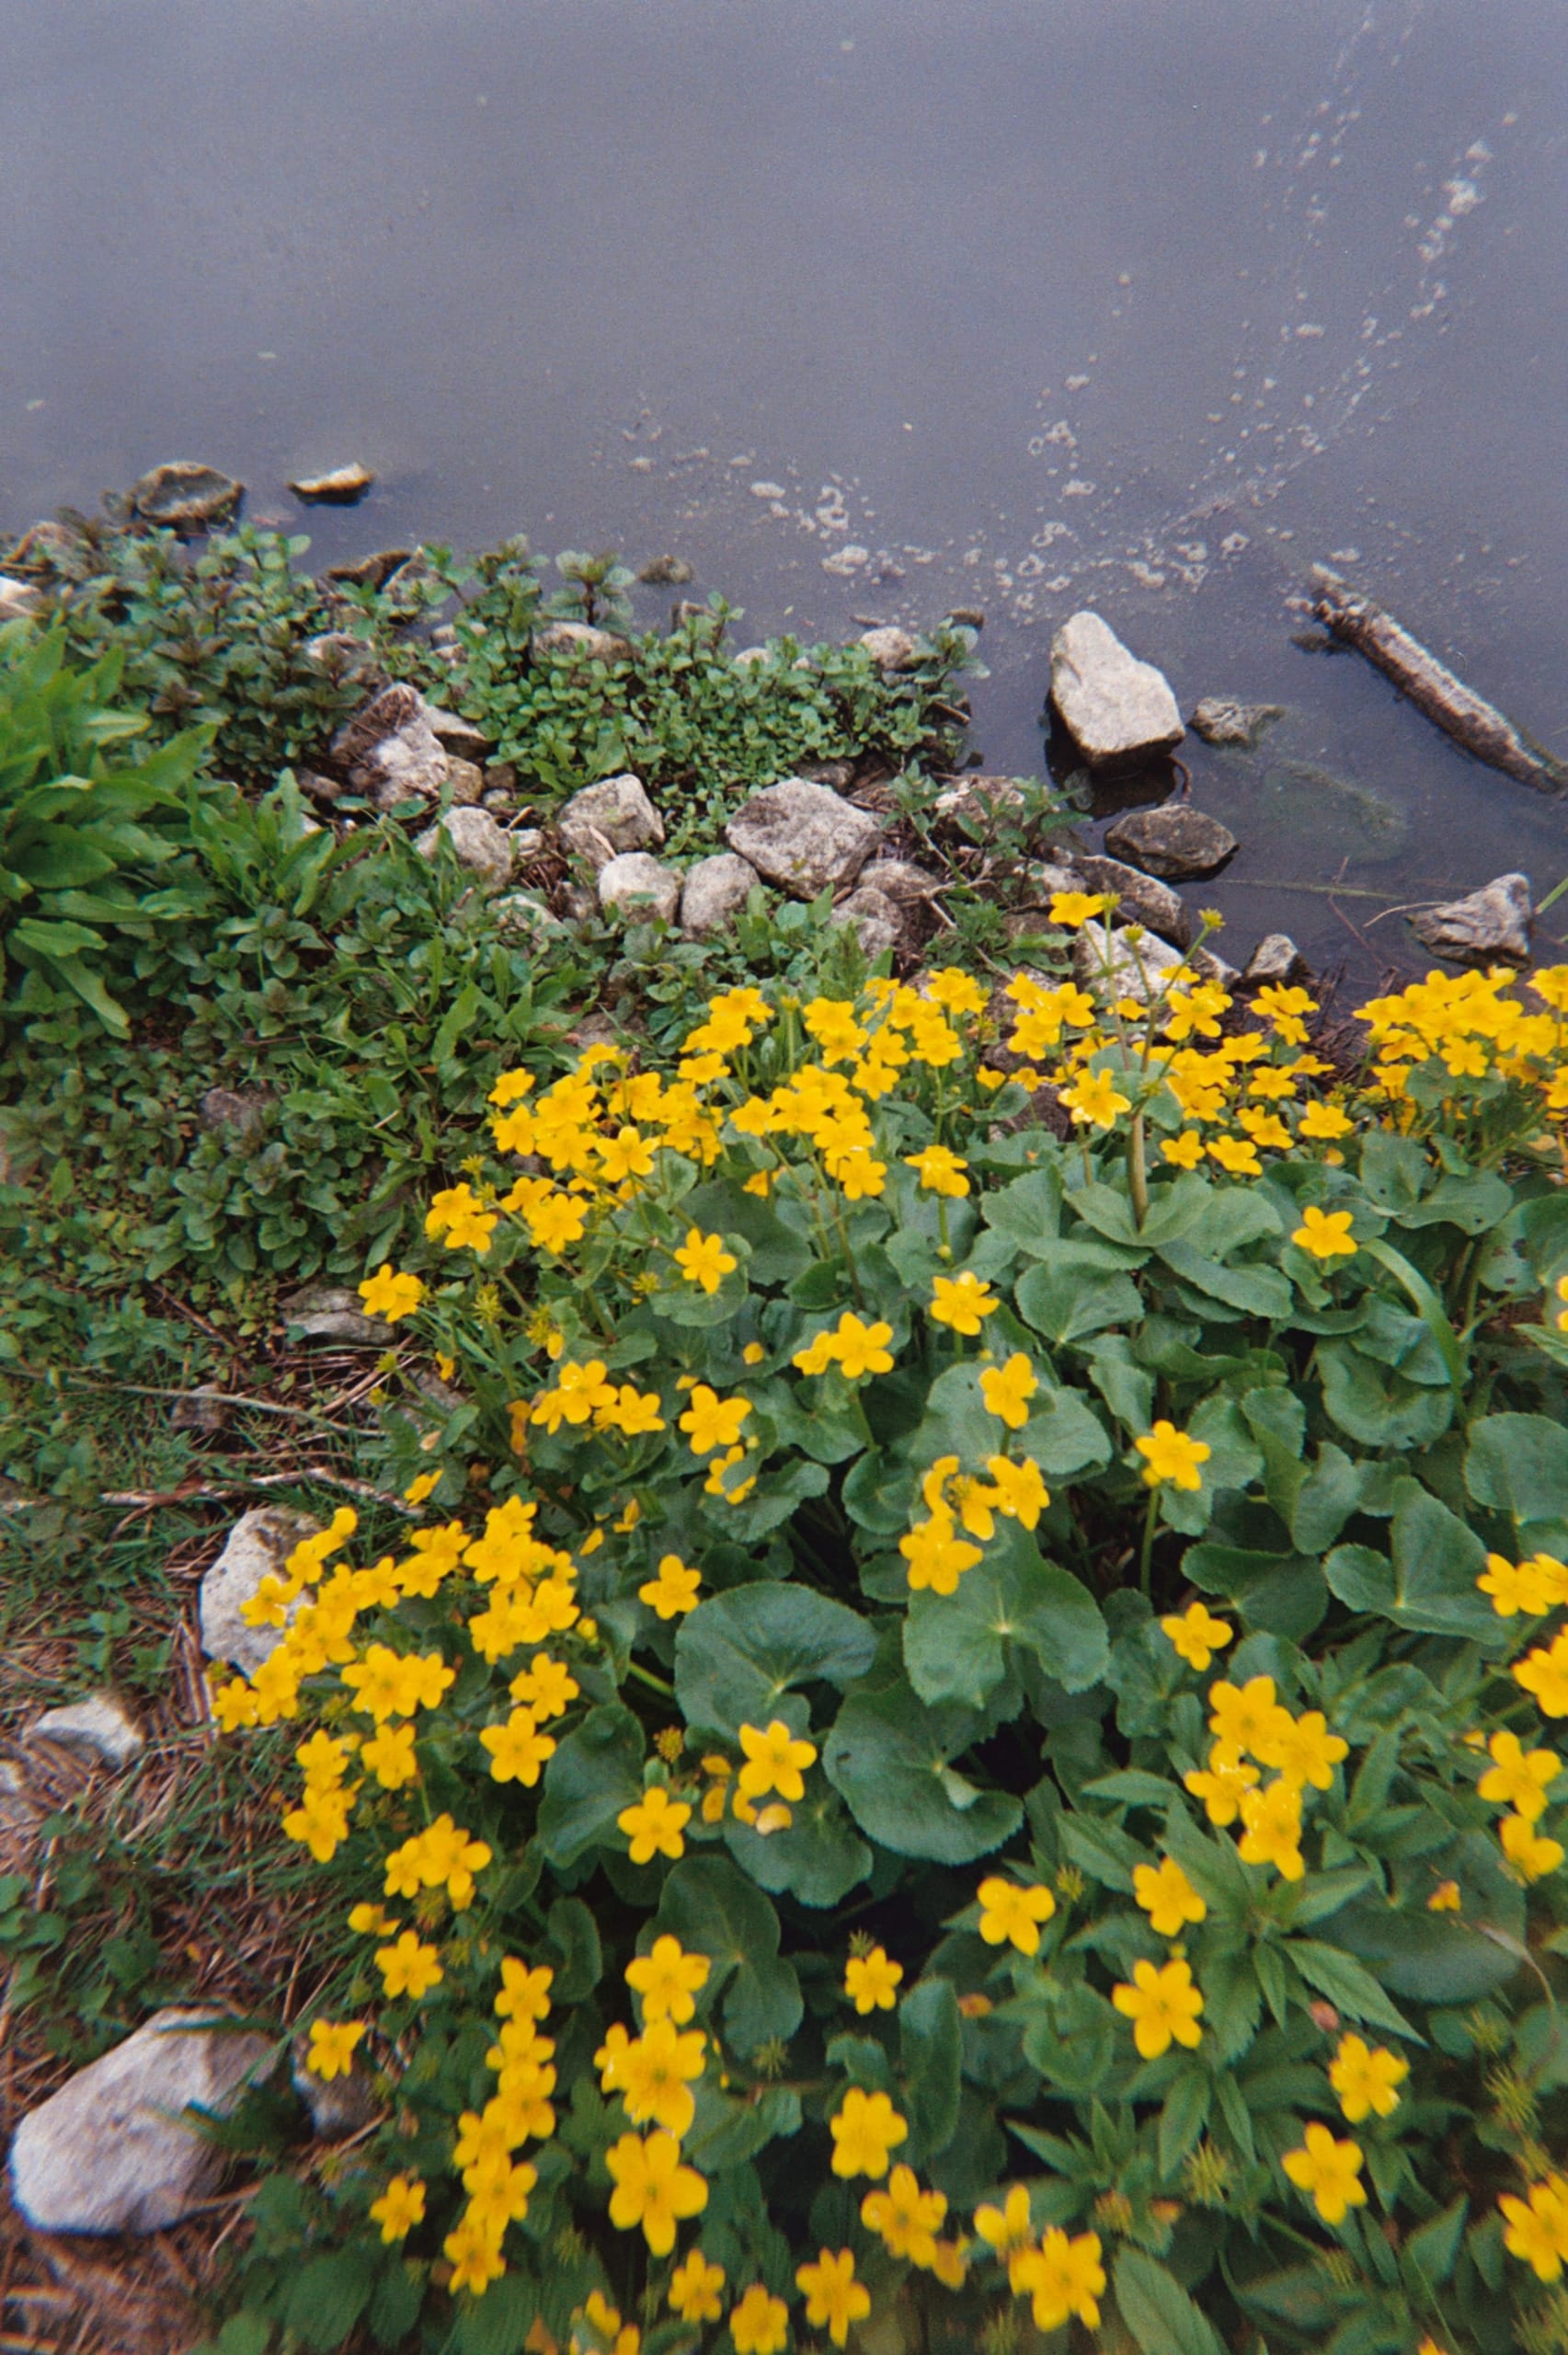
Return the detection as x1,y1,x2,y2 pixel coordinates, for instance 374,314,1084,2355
0,575,43,621
1411,873,1532,967
324,547,412,591
331,684,451,807
131,462,244,531
1190,696,1285,749
1242,933,1310,988
857,626,919,672
1066,852,1194,949
200,1507,322,1677
416,807,514,891
680,852,760,936
28,1691,144,1771
1049,611,1185,768
725,778,881,898
830,884,904,959
1074,919,1234,1005
280,1283,395,1346
598,853,682,925
557,774,664,868
8,2008,272,2234
531,620,634,665
288,462,374,504
1103,803,1238,881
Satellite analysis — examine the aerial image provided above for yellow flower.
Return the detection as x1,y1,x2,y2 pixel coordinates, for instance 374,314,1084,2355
1500,2177,1568,2280
1299,1099,1354,1140
860,2165,948,2267
425,1181,498,1254
480,1708,557,1787
369,2174,426,2243
574,2292,637,2355
304,2019,365,2081
678,1384,752,1456
974,2183,1033,2266
795,2248,871,2348
1237,1778,1305,1879
669,2252,727,2324
604,2130,708,2255
900,1511,984,1595
976,1876,1057,1956
984,1454,1049,1530
1253,1707,1349,1792
495,1957,554,2023
1291,1204,1357,1260
728,2286,789,2355
638,1555,703,1620
1501,1812,1565,1881
1048,889,1108,928
924,967,987,1016
1060,1067,1132,1129
833,1312,897,1379
742,1340,766,1364
359,1264,425,1322
1111,1958,1204,2058
1160,1602,1232,1671
1012,2230,1105,2332
361,1720,419,1789
979,1352,1037,1430
1515,1629,1568,1717
1427,1879,1461,1912
1283,2122,1367,2223
738,1718,818,1802
509,1653,579,1717
1135,1419,1212,1491
376,1930,444,2001
1479,1552,1559,1617
1207,1134,1262,1175
617,2016,707,2136
617,1786,692,1865
1207,1675,1277,1756
905,1143,971,1197
1478,1729,1562,1821
443,2214,507,2296
1133,1857,1207,1938
673,1226,738,1293
405,1469,441,1506
1329,2034,1408,2124
829,2086,909,2180
843,1946,903,2015
626,1935,710,2026
1184,1741,1258,1826
1161,1131,1206,1168
929,1270,1000,1334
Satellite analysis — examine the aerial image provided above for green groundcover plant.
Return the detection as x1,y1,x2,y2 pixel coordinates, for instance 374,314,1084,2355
200,929,1568,2355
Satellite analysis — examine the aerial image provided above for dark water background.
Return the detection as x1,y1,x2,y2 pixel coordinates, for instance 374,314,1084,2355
3,0,1565,979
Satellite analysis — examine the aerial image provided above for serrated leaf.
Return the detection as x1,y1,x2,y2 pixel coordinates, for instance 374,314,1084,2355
1285,1939,1420,2040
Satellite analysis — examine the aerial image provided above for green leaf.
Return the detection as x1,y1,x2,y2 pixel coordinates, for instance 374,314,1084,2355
655,1856,803,2054
1326,1835,1526,2001
1291,1442,1365,1553
680,1178,816,1285
723,1784,871,1908
535,1704,645,1867
453,2272,541,2355
982,1165,1065,1254
1361,1235,1467,1400
1157,2065,1211,2179
1015,1246,1143,1344
544,1896,602,2001
824,1680,1023,1862
1113,2246,1227,2355
1285,1940,1419,2040
1017,1386,1113,1477
899,1977,963,2161
1086,1336,1156,1433
1161,1239,1293,1320
674,1581,876,1739
282,2245,377,2349
430,980,483,1070
1181,1542,1326,1641
1071,1172,1213,1249
1466,1412,1568,1533
1317,1338,1453,1450
904,1525,1106,1707
1402,2195,1469,2290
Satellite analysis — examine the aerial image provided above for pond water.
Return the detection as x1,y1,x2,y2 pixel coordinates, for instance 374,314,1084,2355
4,0,1565,981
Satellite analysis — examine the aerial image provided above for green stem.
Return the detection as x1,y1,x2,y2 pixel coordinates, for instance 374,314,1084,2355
1139,1487,1160,1598
626,1660,675,1699
1127,1110,1149,1230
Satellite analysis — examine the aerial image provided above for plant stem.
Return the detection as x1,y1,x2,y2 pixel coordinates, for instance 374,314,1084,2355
1127,1111,1149,1230
1139,1486,1160,1597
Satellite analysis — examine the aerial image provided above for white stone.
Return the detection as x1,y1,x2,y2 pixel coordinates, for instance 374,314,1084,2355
858,856,944,907
332,684,450,808
557,774,663,868
724,778,881,899
1411,874,1531,967
598,853,681,924
29,1693,143,1771
1242,934,1309,987
416,806,514,890
280,1282,392,1343
857,626,919,671
1049,612,1185,766
9,2008,272,2234
732,645,771,670
0,575,43,622
491,891,565,945
830,885,903,959
288,463,373,502
531,621,632,664
422,706,493,762
680,853,760,936
199,1507,321,1675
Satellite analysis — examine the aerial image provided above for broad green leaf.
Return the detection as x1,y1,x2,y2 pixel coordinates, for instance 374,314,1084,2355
1331,1478,1498,1641
982,1164,1065,1253
723,1785,871,1909
1160,1239,1293,1320
1285,1939,1419,2040
453,2271,543,2355
282,2244,377,2350
1017,1387,1113,1477
656,1856,803,2053
824,1681,1023,1862
1466,1413,1568,1533
1157,2065,1211,2179
1326,1834,1526,2001
1317,1338,1454,1450
1291,1442,1365,1553
1086,1335,1155,1433
683,1178,813,1284
544,1896,602,2002
1181,1542,1326,1642
1015,1248,1143,1344
904,1527,1106,1707
899,1977,963,2160
1113,2246,1227,2355
535,1704,645,1867
1402,2196,1469,2289
675,1581,876,1739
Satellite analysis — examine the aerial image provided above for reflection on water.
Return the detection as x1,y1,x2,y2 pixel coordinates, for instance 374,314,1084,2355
2,0,1564,978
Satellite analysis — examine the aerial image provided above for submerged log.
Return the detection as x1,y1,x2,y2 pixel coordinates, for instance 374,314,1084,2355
1310,567,1568,797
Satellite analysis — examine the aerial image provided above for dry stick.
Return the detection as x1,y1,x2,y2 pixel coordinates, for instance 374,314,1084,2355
94,1468,412,1513
1311,567,1568,796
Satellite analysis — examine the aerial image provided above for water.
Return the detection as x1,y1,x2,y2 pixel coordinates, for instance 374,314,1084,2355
3,0,1565,981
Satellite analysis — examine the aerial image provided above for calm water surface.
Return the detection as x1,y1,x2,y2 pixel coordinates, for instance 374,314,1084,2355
3,0,1565,977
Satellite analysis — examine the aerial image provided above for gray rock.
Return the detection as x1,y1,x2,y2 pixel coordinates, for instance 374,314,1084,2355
288,463,374,503
0,1760,41,1848
301,631,382,682
637,555,694,585
1066,853,1193,949
797,759,859,795
8,519,83,569
561,881,599,923
324,547,412,590
131,463,243,531
199,1086,269,1134
830,885,903,959
492,890,565,945
508,826,544,862
557,774,664,868
724,777,881,898
1190,696,1284,749
416,806,514,890
946,605,986,629
858,856,945,907
332,684,450,808
1049,611,1185,767
170,1387,231,1434
599,853,681,924
199,1506,322,1675
445,758,485,807
858,626,919,672
1242,933,1310,987
732,646,772,670
0,575,43,622
1103,803,1238,880
1074,920,1234,1007
9,2008,272,2234
280,1281,395,1345
423,706,492,763
1411,873,1532,967
680,852,760,936
292,2041,380,2140
531,621,633,665
29,1693,144,1771
930,774,1035,837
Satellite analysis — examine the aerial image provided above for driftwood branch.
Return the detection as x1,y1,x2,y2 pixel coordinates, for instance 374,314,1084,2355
1310,567,1568,797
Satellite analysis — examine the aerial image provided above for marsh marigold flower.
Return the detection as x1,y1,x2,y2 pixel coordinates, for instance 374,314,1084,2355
637,1555,702,1620
305,2019,365,2081
1012,2230,1105,2332
844,1945,903,2014
829,2086,909,2180
1478,1729,1562,1821
1135,1419,1211,1491
1329,2035,1408,2124
1161,1601,1232,1671
669,2252,726,2323
979,1352,1037,1430
617,1786,691,1864
370,2174,425,2242
1111,1958,1204,2058
359,1264,425,1322
728,2286,788,2355
1292,1204,1357,1260
672,1226,737,1293
1133,1857,1207,1938
929,1270,1000,1334
738,1718,817,1802
1500,2177,1568,2280
604,2130,707,2255
626,1935,709,2025
1283,2122,1367,2223
678,1384,752,1456
977,1876,1056,1955
861,2165,946,2266
796,2248,870,2348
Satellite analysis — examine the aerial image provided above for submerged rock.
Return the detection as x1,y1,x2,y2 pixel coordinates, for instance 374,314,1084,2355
725,778,881,898
1049,612,1185,767
1242,933,1310,987
1190,696,1285,748
199,1507,322,1676
9,2008,271,2234
332,684,451,807
1411,873,1532,967
557,774,664,868
680,852,760,936
598,852,681,924
1103,803,1237,881
288,463,374,503
1067,852,1193,949
131,462,243,531
29,1692,144,1771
